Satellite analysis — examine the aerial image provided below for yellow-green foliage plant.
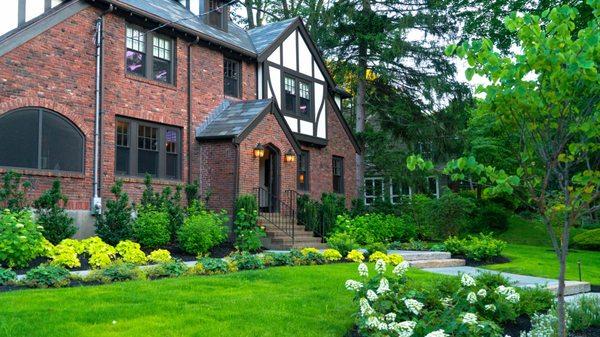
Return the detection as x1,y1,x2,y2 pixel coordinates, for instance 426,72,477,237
48,242,81,268
368,251,389,262
323,249,342,262
82,237,116,269
300,247,319,256
116,240,147,265
387,253,404,265
59,239,85,254
346,249,365,262
148,249,172,264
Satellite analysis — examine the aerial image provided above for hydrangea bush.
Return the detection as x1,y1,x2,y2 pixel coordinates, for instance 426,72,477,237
345,260,521,337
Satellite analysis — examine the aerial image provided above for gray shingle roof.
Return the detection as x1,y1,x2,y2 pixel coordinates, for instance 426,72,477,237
196,99,273,139
247,17,297,54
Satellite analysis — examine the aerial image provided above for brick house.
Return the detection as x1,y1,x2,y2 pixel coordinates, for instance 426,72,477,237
0,0,360,247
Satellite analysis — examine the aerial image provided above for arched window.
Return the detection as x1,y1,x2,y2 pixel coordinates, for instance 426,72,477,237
0,107,84,172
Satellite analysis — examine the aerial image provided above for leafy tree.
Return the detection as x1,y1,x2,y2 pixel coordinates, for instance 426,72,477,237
33,180,76,244
412,3,599,335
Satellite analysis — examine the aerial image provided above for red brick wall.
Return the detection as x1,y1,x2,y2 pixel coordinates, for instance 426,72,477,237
197,140,237,213
302,100,357,207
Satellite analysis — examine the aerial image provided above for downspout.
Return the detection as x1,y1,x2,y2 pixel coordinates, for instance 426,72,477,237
92,4,114,214
187,37,199,184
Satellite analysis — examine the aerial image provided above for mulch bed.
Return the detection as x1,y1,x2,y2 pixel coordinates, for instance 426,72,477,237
503,314,532,336
455,255,511,267
570,326,600,337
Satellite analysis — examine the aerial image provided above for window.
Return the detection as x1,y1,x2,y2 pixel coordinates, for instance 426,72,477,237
332,156,344,194
115,117,181,179
207,0,225,29
126,25,174,84
0,108,84,172
224,58,241,97
297,150,309,191
364,177,384,205
283,75,311,118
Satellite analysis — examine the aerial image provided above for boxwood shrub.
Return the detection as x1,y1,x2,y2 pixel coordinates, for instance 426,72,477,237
572,229,600,251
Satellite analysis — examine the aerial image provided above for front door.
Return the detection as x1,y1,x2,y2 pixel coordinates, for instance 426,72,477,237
259,145,280,212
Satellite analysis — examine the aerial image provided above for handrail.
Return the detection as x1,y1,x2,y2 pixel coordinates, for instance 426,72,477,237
287,190,326,243
254,187,295,244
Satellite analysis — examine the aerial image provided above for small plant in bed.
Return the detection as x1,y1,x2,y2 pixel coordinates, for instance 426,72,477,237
0,268,17,286
444,233,507,263
24,265,71,288
87,262,145,283
146,260,189,279
229,252,264,270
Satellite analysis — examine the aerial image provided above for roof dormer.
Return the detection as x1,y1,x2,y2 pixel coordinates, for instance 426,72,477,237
175,0,229,32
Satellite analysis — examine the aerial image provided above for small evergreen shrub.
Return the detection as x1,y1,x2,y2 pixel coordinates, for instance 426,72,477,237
234,194,258,215
572,229,600,251
229,252,264,270
517,286,555,317
24,265,70,288
178,208,228,255
95,180,133,245
0,268,17,285
0,170,31,212
115,240,147,265
326,232,357,257
0,209,45,268
132,206,170,249
184,180,200,207
297,194,320,232
33,180,76,244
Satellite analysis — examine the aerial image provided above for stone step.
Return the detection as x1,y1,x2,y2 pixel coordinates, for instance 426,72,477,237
545,281,591,296
387,250,451,261
409,259,466,269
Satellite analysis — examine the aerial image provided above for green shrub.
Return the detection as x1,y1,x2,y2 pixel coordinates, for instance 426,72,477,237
146,260,188,279
444,233,507,261
432,190,476,238
297,195,320,232
132,207,170,249
567,295,600,331
474,271,511,288
178,209,228,255
24,265,70,288
33,180,76,244
320,193,346,237
233,203,264,252
0,268,17,285
95,180,133,245
229,252,264,270
572,229,600,251
474,201,511,232
0,170,31,212
89,262,145,283
184,180,200,207
326,232,357,257
264,252,293,266
161,186,185,242
197,257,228,274
0,209,45,268
115,240,147,265
334,213,416,245
517,286,555,317
398,194,436,240
234,194,258,215
365,242,388,255
349,197,367,217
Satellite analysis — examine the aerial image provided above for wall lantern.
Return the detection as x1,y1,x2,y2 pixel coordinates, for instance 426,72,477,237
284,149,296,163
253,143,265,158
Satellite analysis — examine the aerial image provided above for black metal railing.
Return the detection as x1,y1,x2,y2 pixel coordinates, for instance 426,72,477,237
254,187,296,243
289,190,326,243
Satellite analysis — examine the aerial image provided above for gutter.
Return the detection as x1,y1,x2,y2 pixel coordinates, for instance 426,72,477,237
187,36,199,184
92,4,114,214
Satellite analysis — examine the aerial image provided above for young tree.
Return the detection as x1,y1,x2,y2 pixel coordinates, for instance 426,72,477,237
417,2,599,335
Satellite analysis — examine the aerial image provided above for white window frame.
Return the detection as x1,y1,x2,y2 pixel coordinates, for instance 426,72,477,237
364,177,385,205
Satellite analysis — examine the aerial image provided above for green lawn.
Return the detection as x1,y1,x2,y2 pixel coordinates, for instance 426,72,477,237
483,244,600,285
498,215,587,247
0,263,442,337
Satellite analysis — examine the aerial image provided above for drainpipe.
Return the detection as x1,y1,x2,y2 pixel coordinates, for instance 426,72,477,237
187,37,199,184
92,4,114,214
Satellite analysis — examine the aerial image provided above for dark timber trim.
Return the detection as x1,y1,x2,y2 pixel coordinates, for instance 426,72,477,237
295,133,328,148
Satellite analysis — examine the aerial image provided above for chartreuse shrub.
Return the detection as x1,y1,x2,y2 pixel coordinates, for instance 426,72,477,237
24,265,71,288
368,251,389,262
178,205,228,255
444,233,507,261
387,253,404,266
326,232,357,257
132,206,170,249
346,249,365,262
148,249,172,263
0,209,45,268
572,229,600,251
116,240,147,265
0,268,17,285
33,180,77,244
82,237,116,269
46,239,83,268
323,249,342,262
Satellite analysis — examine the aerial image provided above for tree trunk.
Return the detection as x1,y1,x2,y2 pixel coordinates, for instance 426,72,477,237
244,0,256,28
355,51,366,198
557,217,572,337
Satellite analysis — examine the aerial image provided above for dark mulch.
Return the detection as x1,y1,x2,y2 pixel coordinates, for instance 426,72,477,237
590,284,600,292
456,255,511,267
344,326,360,337
503,314,532,337
570,326,600,337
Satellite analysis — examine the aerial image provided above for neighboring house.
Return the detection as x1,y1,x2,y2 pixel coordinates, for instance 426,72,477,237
0,0,360,246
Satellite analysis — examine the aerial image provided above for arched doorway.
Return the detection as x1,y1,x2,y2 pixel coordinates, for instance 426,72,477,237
258,144,280,212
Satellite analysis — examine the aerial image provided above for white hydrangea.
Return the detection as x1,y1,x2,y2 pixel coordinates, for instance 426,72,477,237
393,261,410,276
384,312,397,322
440,297,453,307
461,274,476,287
496,285,520,303
360,298,375,316
345,280,363,292
358,263,369,277
485,304,497,312
366,316,381,329
467,292,478,304
398,321,417,331
425,329,449,337
393,320,417,337
477,288,487,298
404,299,424,315
375,259,387,274
377,277,390,294
462,312,478,325
367,289,379,301
506,292,521,303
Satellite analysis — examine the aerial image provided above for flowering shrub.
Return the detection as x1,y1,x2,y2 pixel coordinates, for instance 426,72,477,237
323,249,342,262
83,237,116,269
116,241,147,265
0,209,45,268
368,251,389,262
148,249,173,263
345,260,520,337
347,249,365,262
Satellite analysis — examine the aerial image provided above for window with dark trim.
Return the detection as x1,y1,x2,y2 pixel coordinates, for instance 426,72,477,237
0,107,84,172
115,117,181,179
126,25,175,84
224,58,241,97
297,150,310,191
207,0,226,29
283,75,311,118
332,156,344,194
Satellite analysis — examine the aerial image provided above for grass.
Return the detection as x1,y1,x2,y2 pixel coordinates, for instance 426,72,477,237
0,263,443,337
483,244,600,285
498,215,587,247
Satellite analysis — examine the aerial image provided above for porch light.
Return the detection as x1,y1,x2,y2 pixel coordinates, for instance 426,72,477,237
284,149,296,163
253,143,265,158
